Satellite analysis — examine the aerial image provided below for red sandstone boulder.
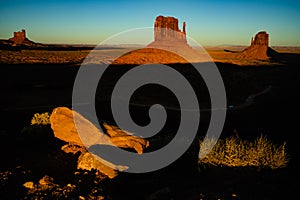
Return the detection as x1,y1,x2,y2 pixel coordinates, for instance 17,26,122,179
49,107,149,178
49,107,109,147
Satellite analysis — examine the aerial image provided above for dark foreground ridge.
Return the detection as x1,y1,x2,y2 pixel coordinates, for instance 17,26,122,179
0,61,299,199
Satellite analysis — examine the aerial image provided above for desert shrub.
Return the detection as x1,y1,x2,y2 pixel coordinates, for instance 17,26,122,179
199,134,288,169
31,112,50,126
18,112,53,145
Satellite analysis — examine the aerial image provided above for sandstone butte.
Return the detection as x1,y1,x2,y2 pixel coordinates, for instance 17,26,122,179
236,31,278,60
112,15,209,64
7,29,40,46
9,29,27,45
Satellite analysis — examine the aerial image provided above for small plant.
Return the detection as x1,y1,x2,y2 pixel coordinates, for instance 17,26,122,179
31,112,50,126
199,134,288,169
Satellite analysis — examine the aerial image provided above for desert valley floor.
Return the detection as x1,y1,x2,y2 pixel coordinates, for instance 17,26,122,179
0,47,300,199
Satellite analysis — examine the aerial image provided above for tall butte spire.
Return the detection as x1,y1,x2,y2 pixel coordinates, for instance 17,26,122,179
152,15,187,43
9,29,26,45
113,15,206,65
147,16,195,52
237,31,277,60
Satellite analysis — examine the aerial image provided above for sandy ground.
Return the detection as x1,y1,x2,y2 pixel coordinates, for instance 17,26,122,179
1,46,300,66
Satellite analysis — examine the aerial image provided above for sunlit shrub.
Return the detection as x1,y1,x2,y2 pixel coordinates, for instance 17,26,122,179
31,112,50,126
199,134,288,169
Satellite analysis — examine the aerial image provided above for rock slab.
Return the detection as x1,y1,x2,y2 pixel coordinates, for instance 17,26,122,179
49,107,149,178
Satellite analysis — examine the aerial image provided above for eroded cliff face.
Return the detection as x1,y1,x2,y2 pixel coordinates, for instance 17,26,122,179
154,15,187,43
9,29,27,45
5,29,42,48
237,31,277,60
251,31,269,46
113,16,206,64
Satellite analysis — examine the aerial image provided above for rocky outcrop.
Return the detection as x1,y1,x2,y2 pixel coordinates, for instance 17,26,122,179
0,29,47,50
154,16,187,43
9,29,26,45
148,16,190,50
103,123,149,154
7,29,41,47
50,107,109,147
237,31,277,60
77,151,126,179
49,107,149,178
113,16,207,64
251,31,269,46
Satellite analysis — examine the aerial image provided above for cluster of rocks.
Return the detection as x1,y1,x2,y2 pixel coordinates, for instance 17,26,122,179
21,173,105,199
49,107,149,179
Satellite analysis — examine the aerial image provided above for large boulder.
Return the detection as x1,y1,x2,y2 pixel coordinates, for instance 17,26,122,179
49,107,149,178
49,107,109,147
103,123,149,154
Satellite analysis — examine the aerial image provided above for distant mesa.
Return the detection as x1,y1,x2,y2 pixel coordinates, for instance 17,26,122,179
8,29,42,47
147,16,199,54
0,29,45,49
0,29,94,51
236,31,278,60
149,15,187,46
9,29,28,45
113,15,205,64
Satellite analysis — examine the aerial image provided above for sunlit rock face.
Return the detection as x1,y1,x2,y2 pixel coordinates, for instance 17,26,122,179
8,29,38,46
237,31,277,60
9,29,26,45
113,16,209,64
153,15,187,43
251,31,269,46
49,107,149,178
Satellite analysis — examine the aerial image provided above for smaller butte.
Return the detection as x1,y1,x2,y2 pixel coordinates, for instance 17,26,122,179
237,31,278,60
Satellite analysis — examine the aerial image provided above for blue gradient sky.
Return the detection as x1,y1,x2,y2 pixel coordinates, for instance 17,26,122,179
1,0,299,46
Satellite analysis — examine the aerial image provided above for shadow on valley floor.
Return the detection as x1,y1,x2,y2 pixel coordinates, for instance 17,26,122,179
0,54,300,199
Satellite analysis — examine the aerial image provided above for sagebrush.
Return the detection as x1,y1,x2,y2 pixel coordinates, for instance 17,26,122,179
31,112,50,125
199,134,288,169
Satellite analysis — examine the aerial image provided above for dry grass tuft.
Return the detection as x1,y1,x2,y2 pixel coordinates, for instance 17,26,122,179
31,112,50,126
199,134,288,169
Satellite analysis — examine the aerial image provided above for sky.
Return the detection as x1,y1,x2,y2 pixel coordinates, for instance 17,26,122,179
0,0,299,46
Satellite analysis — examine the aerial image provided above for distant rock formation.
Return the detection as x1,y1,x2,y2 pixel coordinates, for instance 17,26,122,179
113,16,206,64
237,31,277,60
251,31,269,46
0,29,95,51
153,15,187,43
147,16,191,51
8,29,40,46
0,29,45,49
9,29,27,45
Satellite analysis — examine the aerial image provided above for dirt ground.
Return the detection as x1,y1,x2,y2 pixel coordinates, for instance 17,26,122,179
1,47,300,199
